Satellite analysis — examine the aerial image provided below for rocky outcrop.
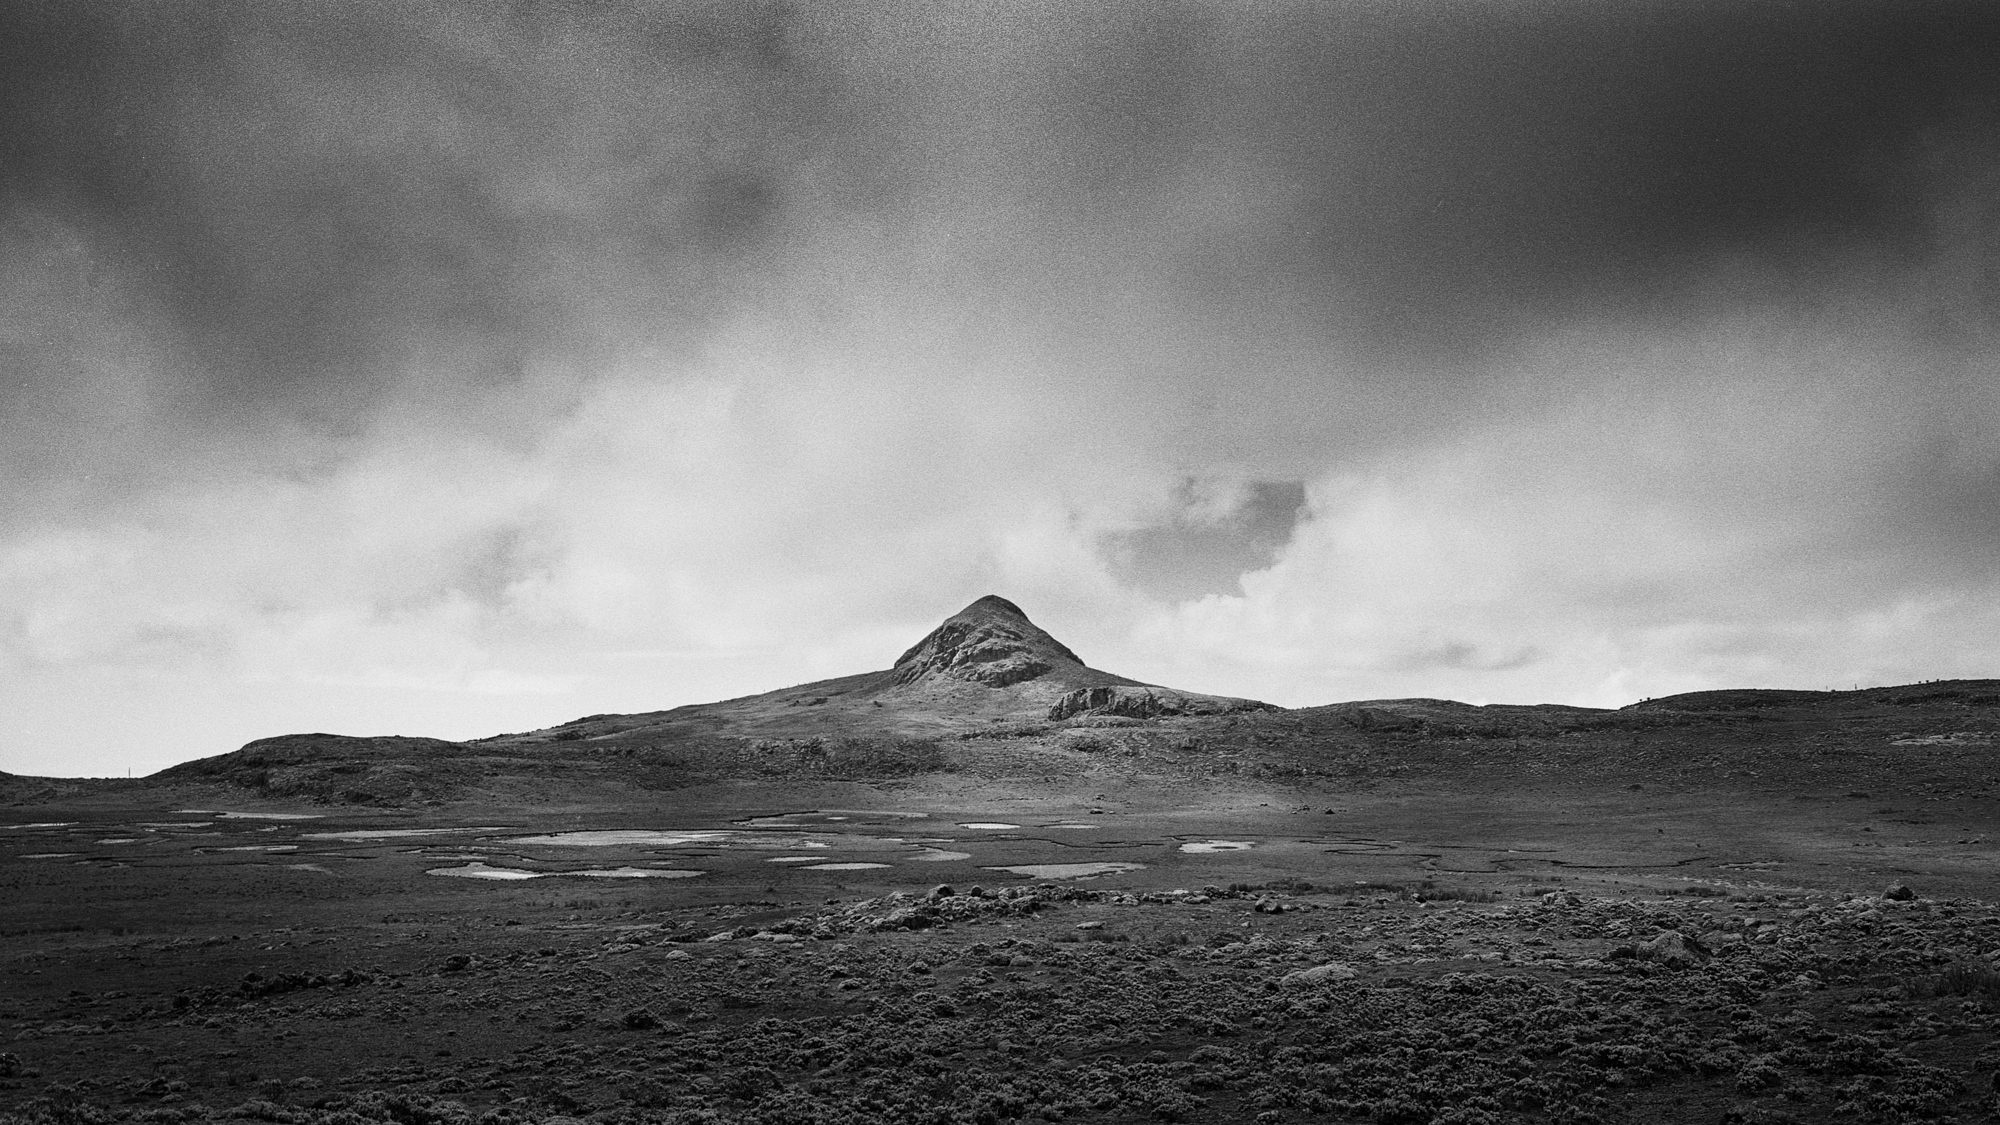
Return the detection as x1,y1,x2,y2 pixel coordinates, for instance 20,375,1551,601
892,595,1088,688
1047,685,1276,722
1280,962,1358,987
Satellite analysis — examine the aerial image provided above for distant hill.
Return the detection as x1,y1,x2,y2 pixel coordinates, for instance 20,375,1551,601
116,599,2000,809
1629,682,2000,712
481,594,1276,748
145,596,1275,803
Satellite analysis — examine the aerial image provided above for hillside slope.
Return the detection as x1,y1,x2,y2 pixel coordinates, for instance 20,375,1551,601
140,596,1276,803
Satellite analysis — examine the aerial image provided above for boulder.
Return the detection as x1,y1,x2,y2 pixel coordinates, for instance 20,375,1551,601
1635,930,1708,968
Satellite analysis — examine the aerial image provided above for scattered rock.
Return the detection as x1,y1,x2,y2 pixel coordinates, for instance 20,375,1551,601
1634,930,1708,968
1280,963,1357,987
1884,883,1917,901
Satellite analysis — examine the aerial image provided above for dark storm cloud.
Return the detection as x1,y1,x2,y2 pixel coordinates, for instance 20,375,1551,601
9,0,1994,424
1050,0,2000,360
0,0,813,421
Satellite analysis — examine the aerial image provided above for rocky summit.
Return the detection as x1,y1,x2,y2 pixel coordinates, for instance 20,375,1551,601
891,595,1093,688
882,595,1274,723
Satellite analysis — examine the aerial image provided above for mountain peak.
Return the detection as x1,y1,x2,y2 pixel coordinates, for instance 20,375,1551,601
892,596,1086,687
963,594,1030,620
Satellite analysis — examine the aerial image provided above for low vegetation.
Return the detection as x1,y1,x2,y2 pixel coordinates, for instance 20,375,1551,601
6,887,2000,1124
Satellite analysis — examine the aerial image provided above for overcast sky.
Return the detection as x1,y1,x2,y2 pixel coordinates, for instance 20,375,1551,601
4,0,1998,777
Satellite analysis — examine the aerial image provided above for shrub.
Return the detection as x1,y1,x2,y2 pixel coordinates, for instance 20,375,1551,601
1413,886,1494,903
1924,963,2000,1002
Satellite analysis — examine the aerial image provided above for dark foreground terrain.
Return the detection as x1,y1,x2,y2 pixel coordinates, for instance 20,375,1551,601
5,726,2000,1125
3,602,1998,1123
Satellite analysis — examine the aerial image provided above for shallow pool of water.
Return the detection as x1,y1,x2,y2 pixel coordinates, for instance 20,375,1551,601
306,827,516,841
1180,840,1255,854
805,862,892,871
909,848,972,862
740,811,930,828
959,822,1021,830
425,862,705,880
507,830,732,846
984,862,1147,879
176,810,325,820
427,862,542,880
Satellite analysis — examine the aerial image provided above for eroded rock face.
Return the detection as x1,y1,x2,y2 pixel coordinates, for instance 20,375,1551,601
1047,685,1275,722
892,596,1086,687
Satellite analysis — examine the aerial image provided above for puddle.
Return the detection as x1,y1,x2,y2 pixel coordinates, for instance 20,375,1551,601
959,823,1022,830
21,853,79,859
740,811,929,827
141,822,213,829
984,862,1147,879
909,848,972,862
1042,823,1097,829
202,845,299,853
176,810,325,820
1181,840,1255,854
3,822,76,829
286,864,335,874
805,862,892,871
94,838,144,845
508,830,731,846
766,856,825,863
303,827,514,841
428,862,544,881
427,862,703,880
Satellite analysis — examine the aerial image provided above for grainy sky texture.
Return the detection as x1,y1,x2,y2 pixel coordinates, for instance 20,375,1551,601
4,0,1999,776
